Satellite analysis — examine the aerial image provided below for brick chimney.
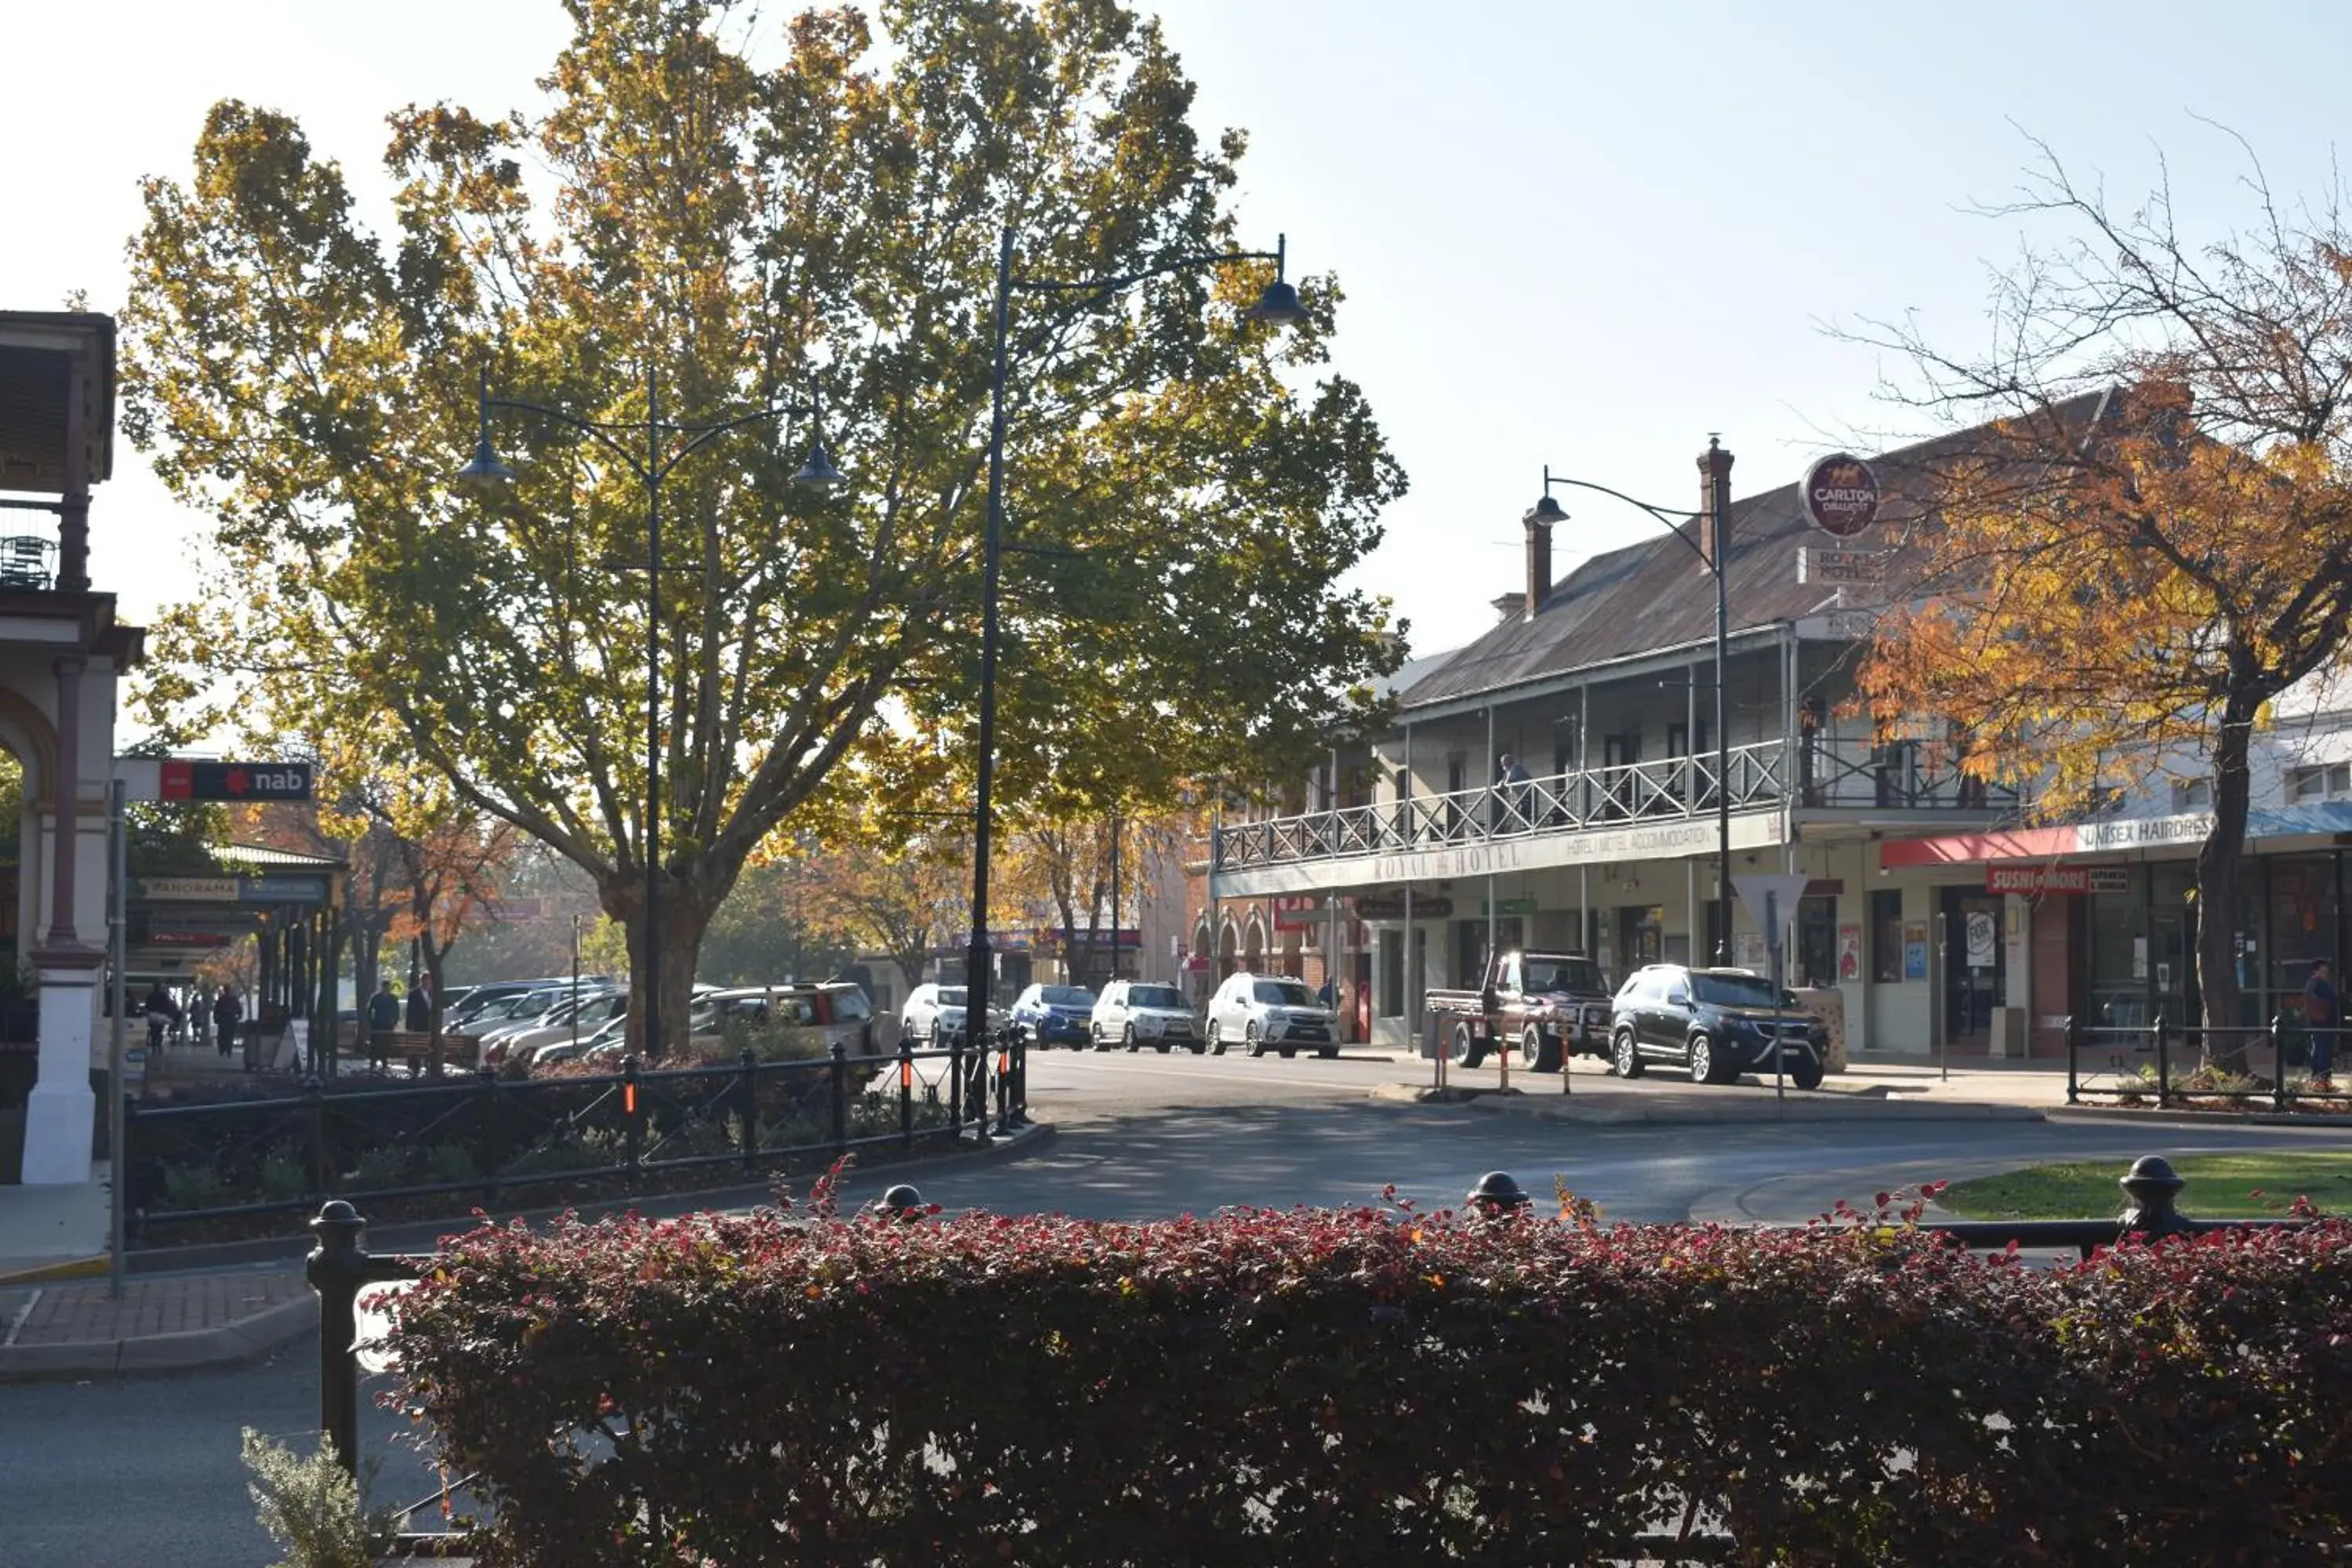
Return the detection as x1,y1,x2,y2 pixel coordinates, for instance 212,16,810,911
1523,508,1553,619
1696,435,1734,568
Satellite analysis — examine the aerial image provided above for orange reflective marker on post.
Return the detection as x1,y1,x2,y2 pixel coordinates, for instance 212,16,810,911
622,1083,637,1115
997,1050,1010,1075
900,1060,913,1090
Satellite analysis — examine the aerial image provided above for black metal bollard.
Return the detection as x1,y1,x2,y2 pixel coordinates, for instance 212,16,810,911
2064,1013,2080,1105
304,1201,417,1479
620,1054,643,1175
2153,1014,2171,1109
738,1048,760,1175
948,1034,964,1131
2273,1015,2289,1112
475,1068,503,1203
829,1040,849,1153
867,1182,926,1222
2118,1154,2196,1240
1465,1171,1530,1216
302,1076,330,1201
898,1035,915,1148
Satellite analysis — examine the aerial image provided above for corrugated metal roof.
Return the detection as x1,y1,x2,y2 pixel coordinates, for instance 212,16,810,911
1398,397,2109,713
214,841,343,869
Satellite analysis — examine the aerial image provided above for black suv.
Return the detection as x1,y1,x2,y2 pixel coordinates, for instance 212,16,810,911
1608,964,1825,1089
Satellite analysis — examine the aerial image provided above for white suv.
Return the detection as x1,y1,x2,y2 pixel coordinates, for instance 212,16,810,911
1205,972,1338,1059
1090,980,1203,1054
899,982,1002,1047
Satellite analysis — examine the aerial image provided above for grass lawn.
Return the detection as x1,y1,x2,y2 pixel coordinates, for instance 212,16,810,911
1939,1151,2352,1221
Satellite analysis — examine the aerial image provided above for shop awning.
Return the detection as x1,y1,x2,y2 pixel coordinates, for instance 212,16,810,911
1878,801,2352,871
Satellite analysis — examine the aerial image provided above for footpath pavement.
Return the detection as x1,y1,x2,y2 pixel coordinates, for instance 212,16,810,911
1372,1050,2076,1124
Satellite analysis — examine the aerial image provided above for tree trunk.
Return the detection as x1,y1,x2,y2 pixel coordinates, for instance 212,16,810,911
605,873,717,1062
2194,685,2261,1075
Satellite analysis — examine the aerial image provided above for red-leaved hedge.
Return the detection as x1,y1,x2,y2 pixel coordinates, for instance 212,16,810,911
387,1197,2352,1566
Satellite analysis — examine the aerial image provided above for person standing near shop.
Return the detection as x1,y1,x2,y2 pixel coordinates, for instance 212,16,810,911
212,985,243,1061
366,978,401,1072
2306,960,2338,1088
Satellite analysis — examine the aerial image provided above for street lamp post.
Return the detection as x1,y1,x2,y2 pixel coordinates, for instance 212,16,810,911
968,229,1306,1110
1528,438,1737,963
458,363,843,1058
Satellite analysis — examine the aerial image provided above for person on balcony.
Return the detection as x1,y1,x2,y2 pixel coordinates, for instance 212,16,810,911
1495,753,1531,832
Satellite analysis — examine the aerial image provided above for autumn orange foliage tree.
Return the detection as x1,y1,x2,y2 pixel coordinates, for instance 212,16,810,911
1845,138,2352,1062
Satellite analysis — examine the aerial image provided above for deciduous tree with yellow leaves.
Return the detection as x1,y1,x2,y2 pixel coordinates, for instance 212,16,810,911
118,0,1403,1055
1846,139,2352,1063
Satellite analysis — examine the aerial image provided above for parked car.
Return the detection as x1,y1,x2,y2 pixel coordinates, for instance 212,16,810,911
558,1014,633,1070
1425,949,1613,1073
495,991,630,1066
899,983,1004,1048
1204,972,1338,1059
1007,984,1096,1050
1606,964,1825,1089
689,982,877,1058
1090,980,1201,1054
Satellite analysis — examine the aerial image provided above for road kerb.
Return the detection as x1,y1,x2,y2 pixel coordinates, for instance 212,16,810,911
0,1291,319,1384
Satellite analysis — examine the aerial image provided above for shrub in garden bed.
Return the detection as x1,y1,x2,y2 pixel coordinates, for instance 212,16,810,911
387,1199,2352,1567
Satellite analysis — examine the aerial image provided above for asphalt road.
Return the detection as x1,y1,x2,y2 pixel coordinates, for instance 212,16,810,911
8,1051,2343,1568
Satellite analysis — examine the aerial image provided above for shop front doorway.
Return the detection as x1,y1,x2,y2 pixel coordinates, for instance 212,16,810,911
1940,887,2006,1048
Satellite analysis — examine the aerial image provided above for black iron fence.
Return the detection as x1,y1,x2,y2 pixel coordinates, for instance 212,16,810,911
2064,1014,2350,1109
309,1153,2303,1559
129,1035,1029,1233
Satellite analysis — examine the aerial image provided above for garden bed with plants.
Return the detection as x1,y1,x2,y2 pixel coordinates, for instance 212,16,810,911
126,1022,991,1246
384,1187,2352,1566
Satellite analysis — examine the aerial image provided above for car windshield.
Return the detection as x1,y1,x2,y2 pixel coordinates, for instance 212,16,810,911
1523,956,1602,994
1691,972,1791,1009
936,987,967,1007
1040,986,1094,1006
1128,985,1184,1008
1253,980,1316,1006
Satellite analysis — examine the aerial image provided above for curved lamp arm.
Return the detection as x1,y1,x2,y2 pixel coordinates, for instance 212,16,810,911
1534,465,1715,574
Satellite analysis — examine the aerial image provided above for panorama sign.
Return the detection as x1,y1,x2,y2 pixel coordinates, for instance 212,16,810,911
1800,452,1882,538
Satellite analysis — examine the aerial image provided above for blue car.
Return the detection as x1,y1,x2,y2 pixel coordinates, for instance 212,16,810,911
1008,984,1097,1050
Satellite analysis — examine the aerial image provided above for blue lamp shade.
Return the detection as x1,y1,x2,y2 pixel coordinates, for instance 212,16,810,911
456,430,516,486
1245,278,1308,328
793,436,845,489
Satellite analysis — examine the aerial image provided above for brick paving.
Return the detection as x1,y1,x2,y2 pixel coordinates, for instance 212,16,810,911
0,1272,307,1347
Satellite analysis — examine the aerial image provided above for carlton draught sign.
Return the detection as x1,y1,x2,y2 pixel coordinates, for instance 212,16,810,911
1801,453,1882,538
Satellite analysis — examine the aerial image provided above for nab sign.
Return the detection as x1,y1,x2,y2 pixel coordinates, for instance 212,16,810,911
160,760,314,802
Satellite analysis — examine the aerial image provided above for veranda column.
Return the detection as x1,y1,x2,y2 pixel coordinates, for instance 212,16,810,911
24,655,101,1184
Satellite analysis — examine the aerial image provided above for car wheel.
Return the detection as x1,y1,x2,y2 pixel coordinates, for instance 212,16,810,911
1208,1021,1225,1056
1247,1022,1269,1058
1613,1029,1645,1080
1791,1054,1825,1091
1125,1025,1142,1054
1521,1026,1562,1074
1279,1047,1297,1058
1316,1045,1338,1060
1451,1022,1487,1069
1687,1033,1722,1085
1094,1024,1116,1052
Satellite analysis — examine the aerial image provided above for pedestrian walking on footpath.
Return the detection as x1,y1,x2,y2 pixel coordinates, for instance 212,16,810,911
367,978,401,1071
2307,960,2339,1089
142,979,182,1053
212,984,243,1060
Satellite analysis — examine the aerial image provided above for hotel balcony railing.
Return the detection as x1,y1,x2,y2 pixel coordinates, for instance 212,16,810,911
1213,735,2015,873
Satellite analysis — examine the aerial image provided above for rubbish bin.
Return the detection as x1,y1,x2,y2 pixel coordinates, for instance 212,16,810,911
241,1024,265,1073
1420,1011,1444,1061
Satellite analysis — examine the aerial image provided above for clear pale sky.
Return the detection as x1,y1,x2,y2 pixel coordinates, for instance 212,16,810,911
8,1,2350,665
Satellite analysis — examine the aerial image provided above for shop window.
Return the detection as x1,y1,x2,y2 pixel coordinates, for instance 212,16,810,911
1871,889,1904,983
2172,778,2211,812
2288,762,2350,804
